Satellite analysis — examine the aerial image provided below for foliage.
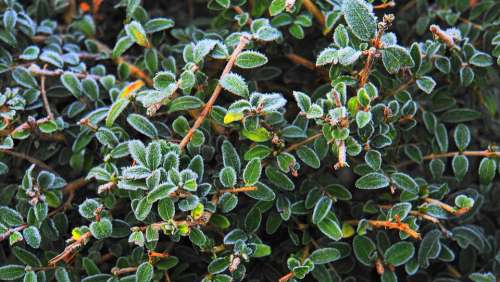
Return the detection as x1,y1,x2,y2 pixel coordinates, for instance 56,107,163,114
0,0,499,281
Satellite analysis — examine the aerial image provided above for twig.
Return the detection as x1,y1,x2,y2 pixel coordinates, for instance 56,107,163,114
302,0,325,26
219,186,257,193
278,272,295,282
285,133,322,153
423,198,470,217
368,219,421,240
111,267,138,276
40,65,53,119
374,1,395,9
178,35,250,150
398,150,500,168
0,149,54,172
48,231,92,266
0,224,27,242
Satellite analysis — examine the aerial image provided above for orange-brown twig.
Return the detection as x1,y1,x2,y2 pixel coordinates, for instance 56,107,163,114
219,186,257,193
302,0,324,26
398,150,500,168
178,35,250,150
374,1,395,9
368,220,421,240
48,231,92,266
429,25,455,48
278,272,295,282
423,198,470,217
111,267,137,276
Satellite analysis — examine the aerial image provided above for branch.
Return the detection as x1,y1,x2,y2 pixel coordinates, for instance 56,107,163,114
111,267,138,276
423,198,470,217
284,133,322,153
178,35,250,150
367,220,421,240
0,149,54,172
40,65,53,119
219,186,257,193
302,0,325,27
0,224,27,242
48,231,92,266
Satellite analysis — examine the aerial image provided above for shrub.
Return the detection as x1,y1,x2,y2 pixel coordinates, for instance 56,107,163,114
0,0,499,281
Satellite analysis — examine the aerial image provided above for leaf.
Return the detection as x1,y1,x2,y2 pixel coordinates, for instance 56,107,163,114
40,50,64,68
168,96,204,113
12,67,38,89
435,123,448,152
316,48,338,66
453,124,471,151
245,182,276,201
416,76,436,94
243,158,262,186
136,262,153,282
391,172,419,194
338,47,361,66
418,229,441,268
452,155,469,181
208,257,230,274
219,167,237,188
236,51,268,69
0,206,23,226
309,248,341,264
112,36,135,58
127,114,158,138
265,166,294,191
342,0,377,41
441,109,481,123
312,196,332,224
269,0,285,16
241,127,271,142
82,78,99,101
61,72,82,97
317,214,342,241
384,242,415,266
293,91,311,112
297,146,320,169
220,73,249,98
353,235,376,266
221,140,241,173
365,150,381,170
356,111,372,128
479,158,496,185
22,226,41,248
105,98,130,127
0,264,25,280
381,46,415,74
469,52,493,67
144,18,175,33
355,172,389,189
90,218,113,239
125,21,150,47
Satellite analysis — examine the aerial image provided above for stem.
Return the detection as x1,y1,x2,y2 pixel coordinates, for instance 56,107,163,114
111,267,138,276
40,65,53,119
178,35,250,150
0,224,27,242
374,1,395,9
368,220,421,240
284,133,322,153
423,198,470,217
29,64,102,80
0,149,54,172
398,150,500,168
219,186,257,193
48,231,92,266
302,0,324,26
278,272,295,282
285,53,316,71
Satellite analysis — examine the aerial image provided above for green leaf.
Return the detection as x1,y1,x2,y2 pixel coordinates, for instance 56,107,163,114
312,196,332,224
144,18,175,33
40,50,64,68
82,78,99,101
136,262,153,282
0,265,25,281
12,67,38,89
269,0,285,16
479,158,496,185
221,140,241,174
435,123,449,152
416,76,436,94
453,124,470,151
309,248,341,264
220,73,249,98
208,257,230,274
356,111,372,128
22,226,41,248
353,235,376,266
112,36,135,58
245,207,261,233
168,96,204,113
342,0,377,41
265,166,294,191
293,91,311,112
219,167,237,188
297,146,320,169
243,158,262,186
236,51,268,69
245,182,276,201
316,48,338,66
317,215,342,241
125,21,150,47
189,227,207,247
127,114,158,138
90,218,113,239
106,98,130,127
61,72,82,97
0,206,23,226
365,150,381,170
441,109,481,123
384,242,415,266
469,52,493,67
381,46,415,74
158,198,175,221
452,155,469,181
355,172,389,189
391,172,419,194
455,195,474,209
418,229,441,268
241,127,271,142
